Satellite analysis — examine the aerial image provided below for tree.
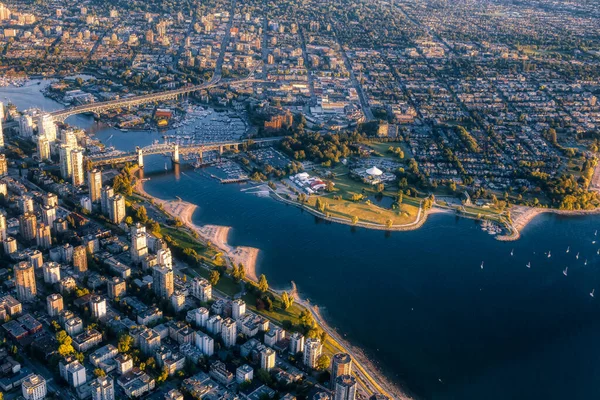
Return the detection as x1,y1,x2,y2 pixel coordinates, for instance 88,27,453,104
149,220,161,235
264,296,273,311
385,219,393,228
281,291,294,310
75,352,84,363
75,287,90,297
351,215,359,224
156,367,169,384
232,263,246,282
315,198,326,212
125,216,133,225
58,344,74,357
146,357,156,371
94,368,106,377
56,330,71,345
209,270,220,286
256,368,273,385
300,310,316,330
258,274,269,292
136,206,148,223
548,128,557,144
118,334,133,353
422,195,435,210
51,320,61,332
397,192,403,203
316,354,331,371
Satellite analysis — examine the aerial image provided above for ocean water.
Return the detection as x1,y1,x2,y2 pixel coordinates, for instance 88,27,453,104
142,168,600,400
4,82,600,400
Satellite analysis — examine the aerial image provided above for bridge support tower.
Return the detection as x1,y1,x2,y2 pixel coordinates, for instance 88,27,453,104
172,144,180,163
137,147,144,168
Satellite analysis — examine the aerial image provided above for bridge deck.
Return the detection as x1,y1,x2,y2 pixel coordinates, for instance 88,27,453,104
88,137,282,165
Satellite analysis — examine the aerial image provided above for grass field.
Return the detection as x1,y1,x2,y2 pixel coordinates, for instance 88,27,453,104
305,195,419,225
243,291,305,327
186,264,242,297
366,141,408,157
162,227,207,254
302,173,421,225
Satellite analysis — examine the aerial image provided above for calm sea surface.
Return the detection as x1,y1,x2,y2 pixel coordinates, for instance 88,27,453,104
4,81,600,400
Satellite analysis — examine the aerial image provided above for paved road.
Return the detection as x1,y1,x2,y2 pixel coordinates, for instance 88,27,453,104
298,25,318,106
330,23,374,121
213,0,237,80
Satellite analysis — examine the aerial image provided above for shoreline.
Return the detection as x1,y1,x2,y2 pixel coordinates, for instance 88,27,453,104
136,178,407,399
501,205,600,241
307,300,414,399
269,188,449,232
134,178,260,282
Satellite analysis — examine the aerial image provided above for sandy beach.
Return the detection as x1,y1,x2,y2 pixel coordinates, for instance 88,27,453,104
135,179,260,282
505,205,600,240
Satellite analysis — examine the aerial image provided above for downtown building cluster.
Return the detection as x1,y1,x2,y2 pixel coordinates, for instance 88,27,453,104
0,108,386,400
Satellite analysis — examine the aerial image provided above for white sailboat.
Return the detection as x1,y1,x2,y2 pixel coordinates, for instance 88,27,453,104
591,289,595,298
510,249,514,256
566,246,570,253
480,261,484,270
576,252,579,260
526,262,531,269
548,251,551,258
585,259,588,266
563,267,568,276
593,240,596,244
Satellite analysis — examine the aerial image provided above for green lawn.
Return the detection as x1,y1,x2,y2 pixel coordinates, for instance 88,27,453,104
305,195,419,225
303,173,421,225
366,141,412,159
161,227,207,254
186,265,242,297
242,291,305,328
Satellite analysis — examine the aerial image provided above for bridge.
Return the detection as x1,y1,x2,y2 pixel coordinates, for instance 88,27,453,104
88,137,283,167
49,64,263,122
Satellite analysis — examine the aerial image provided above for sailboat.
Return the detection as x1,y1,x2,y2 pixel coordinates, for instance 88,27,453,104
566,246,570,253
597,249,599,255
591,289,595,298
585,259,588,266
595,230,597,236
510,249,514,256
480,261,484,270
548,251,551,258
576,252,579,260
526,262,531,269
563,267,568,276
164,162,168,170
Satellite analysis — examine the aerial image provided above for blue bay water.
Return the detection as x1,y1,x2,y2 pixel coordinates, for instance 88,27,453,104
4,82,600,399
